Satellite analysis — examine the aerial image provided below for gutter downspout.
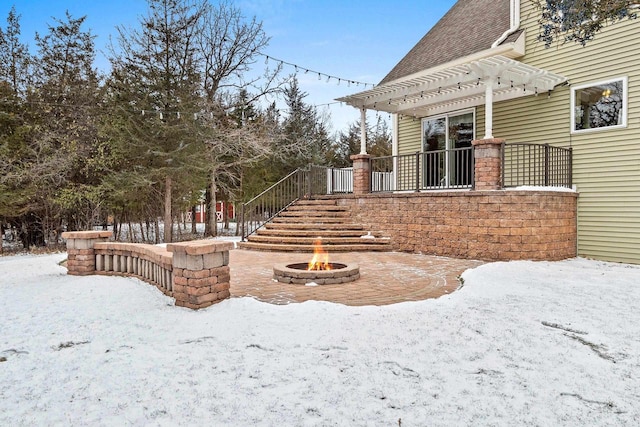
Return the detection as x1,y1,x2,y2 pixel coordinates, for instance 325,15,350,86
492,0,520,48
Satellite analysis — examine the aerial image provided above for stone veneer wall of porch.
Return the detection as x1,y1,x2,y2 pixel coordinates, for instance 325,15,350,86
325,191,577,261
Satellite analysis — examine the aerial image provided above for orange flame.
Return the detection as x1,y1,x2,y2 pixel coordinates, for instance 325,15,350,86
308,238,331,271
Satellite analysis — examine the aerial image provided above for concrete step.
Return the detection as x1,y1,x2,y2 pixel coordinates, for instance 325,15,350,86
286,205,348,212
265,223,365,231
238,197,391,253
278,210,350,218
271,217,348,224
246,235,390,245
294,199,338,206
237,242,390,252
256,229,378,238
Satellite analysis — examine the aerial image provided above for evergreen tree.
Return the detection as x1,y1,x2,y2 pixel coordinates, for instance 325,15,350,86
333,115,392,167
106,0,209,242
0,6,31,96
1,10,102,248
34,12,103,233
273,75,332,173
0,7,33,251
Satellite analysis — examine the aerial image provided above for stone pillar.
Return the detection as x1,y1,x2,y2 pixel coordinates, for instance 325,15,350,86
350,153,371,195
167,240,233,309
61,231,113,276
472,138,504,190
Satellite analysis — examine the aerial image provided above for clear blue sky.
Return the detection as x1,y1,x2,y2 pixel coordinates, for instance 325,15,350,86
1,0,456,133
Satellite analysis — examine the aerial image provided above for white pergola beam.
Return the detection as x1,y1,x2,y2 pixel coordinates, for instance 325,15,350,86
337,55,567,117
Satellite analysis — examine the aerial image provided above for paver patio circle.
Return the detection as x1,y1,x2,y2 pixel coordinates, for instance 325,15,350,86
230,249,483,306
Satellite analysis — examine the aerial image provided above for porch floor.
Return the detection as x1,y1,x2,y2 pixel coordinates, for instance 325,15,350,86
230,249,484,306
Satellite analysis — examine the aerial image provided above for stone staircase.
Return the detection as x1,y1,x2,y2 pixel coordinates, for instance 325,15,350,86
238,199,391,252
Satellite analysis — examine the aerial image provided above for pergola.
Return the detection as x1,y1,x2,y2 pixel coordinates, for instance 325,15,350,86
337,55,567,154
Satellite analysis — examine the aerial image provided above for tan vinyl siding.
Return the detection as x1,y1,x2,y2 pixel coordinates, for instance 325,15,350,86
491,0,640,263
397,117,422,155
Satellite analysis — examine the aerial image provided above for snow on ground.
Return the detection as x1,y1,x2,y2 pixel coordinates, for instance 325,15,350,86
1,253,639,426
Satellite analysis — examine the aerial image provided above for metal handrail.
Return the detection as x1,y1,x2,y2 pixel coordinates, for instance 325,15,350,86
370,146,475,192
240,165,355,240
240,168,304,240
502,143,573,188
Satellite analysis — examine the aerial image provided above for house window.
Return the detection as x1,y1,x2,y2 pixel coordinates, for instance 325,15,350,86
421,109,475,187
571,77,627,133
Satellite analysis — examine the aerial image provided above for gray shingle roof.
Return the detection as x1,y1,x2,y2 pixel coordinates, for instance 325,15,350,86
380,0,512,85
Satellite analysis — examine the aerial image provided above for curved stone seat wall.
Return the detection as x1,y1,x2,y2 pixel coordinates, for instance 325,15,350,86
61,231,232,310
93,242,174,295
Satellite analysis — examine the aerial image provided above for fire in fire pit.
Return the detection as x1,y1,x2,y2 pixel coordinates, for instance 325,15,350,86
273,238,360,285
308,238,330,271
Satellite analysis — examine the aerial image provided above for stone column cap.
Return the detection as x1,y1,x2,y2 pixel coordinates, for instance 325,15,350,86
472,138,505,147
166,239,234,255
350,154,371,161
61,231,112,239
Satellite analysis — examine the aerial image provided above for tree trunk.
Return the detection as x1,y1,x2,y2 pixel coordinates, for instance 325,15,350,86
139,221,146,242
127,220,134,242
191,206,197,234
223,202,229,230
209,174,218,237
164,175,172,243
154,218,160,244
113,217,119,242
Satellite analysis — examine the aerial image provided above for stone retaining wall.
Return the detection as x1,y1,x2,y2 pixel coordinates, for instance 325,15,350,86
326,190,577,261
61,231,232,309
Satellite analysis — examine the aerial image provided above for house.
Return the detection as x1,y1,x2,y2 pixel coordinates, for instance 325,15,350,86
336,0,640,264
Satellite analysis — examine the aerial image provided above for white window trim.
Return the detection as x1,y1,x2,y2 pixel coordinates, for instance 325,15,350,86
570,76,628,134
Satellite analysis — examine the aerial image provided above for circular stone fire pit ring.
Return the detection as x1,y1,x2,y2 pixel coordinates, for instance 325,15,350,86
273,262,360,285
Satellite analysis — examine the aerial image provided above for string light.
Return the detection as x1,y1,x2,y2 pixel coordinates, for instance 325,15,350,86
259,53,375,89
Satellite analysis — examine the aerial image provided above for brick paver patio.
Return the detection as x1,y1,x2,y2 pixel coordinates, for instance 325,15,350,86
230,249,484,306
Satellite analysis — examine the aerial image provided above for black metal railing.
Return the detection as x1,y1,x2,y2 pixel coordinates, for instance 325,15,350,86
240,169,304,240
502,143,573,188
240,165,354,240
370,146,475,192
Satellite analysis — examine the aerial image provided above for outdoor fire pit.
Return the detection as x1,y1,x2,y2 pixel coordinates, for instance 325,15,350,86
273,239,360,285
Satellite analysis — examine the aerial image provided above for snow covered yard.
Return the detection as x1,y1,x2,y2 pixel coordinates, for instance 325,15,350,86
1,253,639,426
